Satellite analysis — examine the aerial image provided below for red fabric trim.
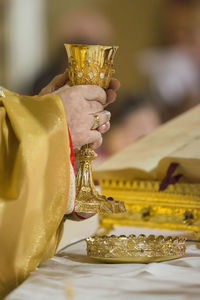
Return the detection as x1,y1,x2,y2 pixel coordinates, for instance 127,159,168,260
75,212,95,220
68,128,76,175
75,212,87,220
68,128,76,212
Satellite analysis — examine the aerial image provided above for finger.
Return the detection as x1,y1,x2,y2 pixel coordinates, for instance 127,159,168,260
88,101,104,114
40,73,69,95
109,78,120,91
105,89,117,106
53,72,68,91
98,121,110,134
91,110,111,129
54,82,70,95
64,69,69,80
88,130,103,149
75,85,107,104
39,84,52,96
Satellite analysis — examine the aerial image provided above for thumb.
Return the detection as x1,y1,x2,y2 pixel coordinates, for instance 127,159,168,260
39,71,69,95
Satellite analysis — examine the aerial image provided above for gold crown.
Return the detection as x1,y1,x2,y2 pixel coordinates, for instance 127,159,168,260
65,44,118,89
86,234,186,263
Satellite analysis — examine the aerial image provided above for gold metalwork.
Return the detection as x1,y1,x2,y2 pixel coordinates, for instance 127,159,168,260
141,207,151,221
183,210,194,225
75,145,125,214
65,44,118,88
91,115,100,130
65,44,126,214
98,178,200,234
86,234,186,263
193,232,200,249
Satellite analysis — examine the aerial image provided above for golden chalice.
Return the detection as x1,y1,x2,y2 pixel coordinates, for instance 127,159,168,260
65,44,126,214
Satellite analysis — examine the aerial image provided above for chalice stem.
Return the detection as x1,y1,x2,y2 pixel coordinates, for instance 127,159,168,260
76,144,99,200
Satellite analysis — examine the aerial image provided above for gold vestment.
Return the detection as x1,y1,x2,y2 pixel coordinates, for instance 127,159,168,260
0,89,72,297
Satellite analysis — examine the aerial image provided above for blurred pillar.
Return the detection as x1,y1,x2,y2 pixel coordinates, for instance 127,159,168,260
6,0,47,92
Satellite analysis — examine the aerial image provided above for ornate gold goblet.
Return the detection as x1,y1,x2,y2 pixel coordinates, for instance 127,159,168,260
65,44,126,214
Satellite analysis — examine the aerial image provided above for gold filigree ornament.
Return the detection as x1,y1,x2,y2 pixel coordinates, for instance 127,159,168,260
65,44,118,88
97,179,200,235
65,44,126,214
86,234,186,263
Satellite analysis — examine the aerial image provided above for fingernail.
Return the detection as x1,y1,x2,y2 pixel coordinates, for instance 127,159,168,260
101,124,107,130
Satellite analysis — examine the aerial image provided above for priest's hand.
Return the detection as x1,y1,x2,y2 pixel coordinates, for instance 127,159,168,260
56,84,111,149
39,72,120,149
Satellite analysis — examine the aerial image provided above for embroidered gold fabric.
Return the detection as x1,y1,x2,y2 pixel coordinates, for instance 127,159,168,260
0,88,70,297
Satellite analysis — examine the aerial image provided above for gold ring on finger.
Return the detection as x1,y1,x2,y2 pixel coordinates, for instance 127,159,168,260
91,115,100,130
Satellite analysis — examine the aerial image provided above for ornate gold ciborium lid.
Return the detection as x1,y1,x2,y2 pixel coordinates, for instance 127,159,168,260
86,234,186,263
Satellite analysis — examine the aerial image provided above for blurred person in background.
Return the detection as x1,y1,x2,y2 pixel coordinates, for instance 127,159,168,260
139,0,200,122
95,94,161,165
30,9,113,95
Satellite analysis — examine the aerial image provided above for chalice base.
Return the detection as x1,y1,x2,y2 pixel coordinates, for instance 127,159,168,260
75,145,126,214
75,190,126,214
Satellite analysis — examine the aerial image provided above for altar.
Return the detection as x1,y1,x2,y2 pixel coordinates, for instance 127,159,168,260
6,227,200,300
6,104,200,300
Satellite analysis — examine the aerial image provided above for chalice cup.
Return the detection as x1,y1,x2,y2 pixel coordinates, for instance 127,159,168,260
65,44,126,214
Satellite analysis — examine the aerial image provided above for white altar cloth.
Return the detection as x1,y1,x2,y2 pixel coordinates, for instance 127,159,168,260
6,228,200,300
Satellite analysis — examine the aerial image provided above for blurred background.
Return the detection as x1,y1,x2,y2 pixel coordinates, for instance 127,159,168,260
1,0,200,154
1,0,200,246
